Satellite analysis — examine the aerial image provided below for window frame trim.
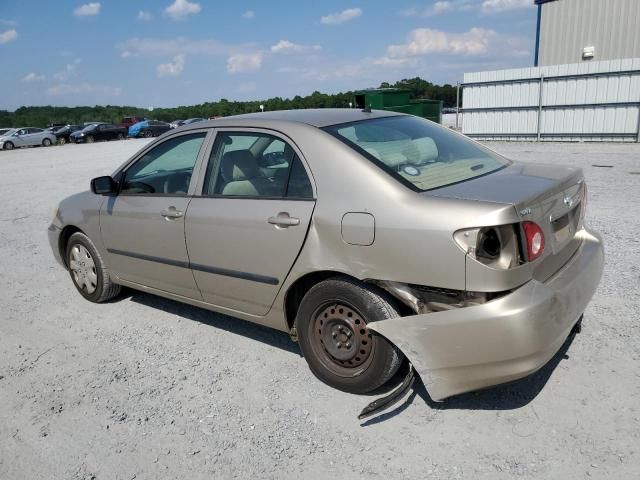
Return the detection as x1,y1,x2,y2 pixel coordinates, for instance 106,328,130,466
195,127,317,201
114,128,213,198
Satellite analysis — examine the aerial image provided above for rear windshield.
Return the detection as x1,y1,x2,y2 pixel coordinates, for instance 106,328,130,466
324,115,509,191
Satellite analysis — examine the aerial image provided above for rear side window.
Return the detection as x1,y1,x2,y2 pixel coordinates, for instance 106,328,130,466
203,132,313,199
121,133,206,195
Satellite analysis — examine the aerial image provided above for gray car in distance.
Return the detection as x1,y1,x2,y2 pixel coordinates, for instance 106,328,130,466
48,109,604,417
1,127,57,150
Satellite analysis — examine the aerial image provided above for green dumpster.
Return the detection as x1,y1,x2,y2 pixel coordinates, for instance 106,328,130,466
354,89,442,123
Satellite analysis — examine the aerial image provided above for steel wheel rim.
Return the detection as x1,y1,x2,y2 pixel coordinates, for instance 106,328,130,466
69,244,98,294
309,302,375,377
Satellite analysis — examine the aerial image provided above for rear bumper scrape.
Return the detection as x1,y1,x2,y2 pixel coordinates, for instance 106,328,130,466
367,228,604,401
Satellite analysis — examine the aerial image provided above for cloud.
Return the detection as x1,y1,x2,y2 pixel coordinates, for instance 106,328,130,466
138,11,152,21
227,53,262,74
388,27,499,57
73,3,101,17
53,60,80,81
157,54,185,77
46,83,122,97
404,1,452,16
0,29,17,44
270,40,321,54
165,0,201,20
118,37,243,57
320,8,362,25
482,0,532,12
23,72,45,82
242,10,255,19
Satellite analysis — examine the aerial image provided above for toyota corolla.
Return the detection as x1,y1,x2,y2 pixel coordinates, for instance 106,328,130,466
48,109,604,417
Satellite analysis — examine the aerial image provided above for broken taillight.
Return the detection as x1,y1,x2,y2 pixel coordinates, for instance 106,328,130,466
522,221,545,261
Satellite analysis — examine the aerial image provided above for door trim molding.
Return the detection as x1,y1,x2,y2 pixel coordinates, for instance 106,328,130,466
107,248,279,285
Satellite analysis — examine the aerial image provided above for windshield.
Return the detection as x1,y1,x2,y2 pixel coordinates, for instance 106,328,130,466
324,116,509,191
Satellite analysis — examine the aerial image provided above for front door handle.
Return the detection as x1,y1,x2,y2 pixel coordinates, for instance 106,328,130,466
161,206,184,219
268,212,300,228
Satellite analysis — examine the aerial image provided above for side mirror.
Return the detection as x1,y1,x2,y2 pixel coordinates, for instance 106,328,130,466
91,176,118,195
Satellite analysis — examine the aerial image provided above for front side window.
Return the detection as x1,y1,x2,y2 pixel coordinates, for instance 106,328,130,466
324,116,509,191
203,132,313,199
121,132,206,195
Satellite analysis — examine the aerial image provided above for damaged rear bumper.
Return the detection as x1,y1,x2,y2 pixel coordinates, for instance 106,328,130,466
367,228,604,401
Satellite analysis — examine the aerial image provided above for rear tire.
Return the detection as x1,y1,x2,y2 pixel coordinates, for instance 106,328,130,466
117,133,125,140
66,232,121,303
4,141,14,150
143,130,153,138
296,276,404,394
42,138,52,147
58,137,67,146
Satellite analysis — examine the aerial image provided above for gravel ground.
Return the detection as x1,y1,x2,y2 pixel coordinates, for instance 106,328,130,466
0,139,639,480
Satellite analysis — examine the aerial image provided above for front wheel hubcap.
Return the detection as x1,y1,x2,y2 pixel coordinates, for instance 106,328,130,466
69,244,97,294
313,303,373,369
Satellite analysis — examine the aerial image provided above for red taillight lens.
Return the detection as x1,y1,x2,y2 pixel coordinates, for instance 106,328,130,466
522,221,545,261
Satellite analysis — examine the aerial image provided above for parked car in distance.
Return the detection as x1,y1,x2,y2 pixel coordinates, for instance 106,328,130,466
48,109,603,418
170,120,185,129
128,120,171,138
54,125,83,145
1,127,57,150
182,118,206,125
0,128,11,136
70,123,127,144
120,116,146,130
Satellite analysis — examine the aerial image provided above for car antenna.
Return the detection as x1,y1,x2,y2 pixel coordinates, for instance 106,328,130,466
362,104,372,113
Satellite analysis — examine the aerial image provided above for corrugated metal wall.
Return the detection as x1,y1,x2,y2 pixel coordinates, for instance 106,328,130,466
539,0,640,66
461,58,640,142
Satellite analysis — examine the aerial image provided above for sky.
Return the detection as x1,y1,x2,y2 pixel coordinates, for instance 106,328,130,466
0,0,538,110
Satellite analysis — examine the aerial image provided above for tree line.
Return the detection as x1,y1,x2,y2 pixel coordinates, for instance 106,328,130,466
0,77,458,128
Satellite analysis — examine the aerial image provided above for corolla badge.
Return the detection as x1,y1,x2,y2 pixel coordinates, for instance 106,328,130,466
564,195,573,208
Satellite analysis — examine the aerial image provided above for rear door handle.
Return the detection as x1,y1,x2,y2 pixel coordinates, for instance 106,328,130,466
161,207,184,219
268,212,300,228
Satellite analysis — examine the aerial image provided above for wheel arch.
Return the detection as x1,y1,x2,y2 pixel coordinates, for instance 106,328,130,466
283,270,404,332
58,225,84,268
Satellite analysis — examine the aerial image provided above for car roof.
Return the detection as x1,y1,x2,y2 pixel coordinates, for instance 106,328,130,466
179,108,403,130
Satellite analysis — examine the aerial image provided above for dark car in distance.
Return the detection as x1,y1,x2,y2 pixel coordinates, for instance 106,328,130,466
128,120,171,138
54,125,82,145
70,123,127,144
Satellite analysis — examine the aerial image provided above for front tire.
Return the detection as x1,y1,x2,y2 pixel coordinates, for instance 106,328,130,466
58,137,67,146
143,130,153,138
296,277,404,394
117,133,125,140
4,141,14,150
86,135,95,144
66,232,121,303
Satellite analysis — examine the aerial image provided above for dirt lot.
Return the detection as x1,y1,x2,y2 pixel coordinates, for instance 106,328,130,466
0,139,639,479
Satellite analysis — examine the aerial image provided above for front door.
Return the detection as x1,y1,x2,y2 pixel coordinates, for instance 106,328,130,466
185,130,316,315
100,130,210,299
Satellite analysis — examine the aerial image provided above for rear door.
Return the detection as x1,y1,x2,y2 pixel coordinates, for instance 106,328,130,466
100,129,211,298
185,129,316,315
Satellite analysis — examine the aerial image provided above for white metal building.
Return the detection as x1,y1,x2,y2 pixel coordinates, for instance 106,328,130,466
458,0,640,142
535,0,640,67
461,59,640,142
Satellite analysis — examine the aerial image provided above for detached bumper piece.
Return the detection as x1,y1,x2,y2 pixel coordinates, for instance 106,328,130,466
358,366,415,420
367,229,604,402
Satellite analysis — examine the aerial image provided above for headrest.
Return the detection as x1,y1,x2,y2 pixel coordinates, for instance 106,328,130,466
220,150,259,182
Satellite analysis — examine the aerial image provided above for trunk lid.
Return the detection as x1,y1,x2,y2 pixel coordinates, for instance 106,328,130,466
425,162,586,282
